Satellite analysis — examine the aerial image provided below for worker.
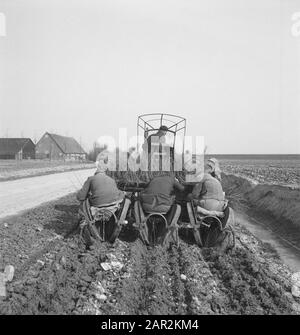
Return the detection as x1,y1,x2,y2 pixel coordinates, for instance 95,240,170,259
142,125,168,153
76,155,124,209
142,125,171,171
189,160,226,212
139,171,185,213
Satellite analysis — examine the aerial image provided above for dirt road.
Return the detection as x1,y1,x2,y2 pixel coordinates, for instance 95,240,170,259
0,169,95,219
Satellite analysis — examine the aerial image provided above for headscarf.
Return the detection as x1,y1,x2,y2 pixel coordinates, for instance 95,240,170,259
95,151,109,173
207,157,222,181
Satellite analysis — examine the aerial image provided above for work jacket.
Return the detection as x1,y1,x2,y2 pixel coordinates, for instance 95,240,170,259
191,173,224,203
77,172,124,207
140,175,184,213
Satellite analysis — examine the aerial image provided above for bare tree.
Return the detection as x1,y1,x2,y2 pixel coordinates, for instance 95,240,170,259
87,142,108,161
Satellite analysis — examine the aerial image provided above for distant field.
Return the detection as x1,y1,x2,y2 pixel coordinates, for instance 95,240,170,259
219,158,300,187
0,159,95,181
1,157,299,187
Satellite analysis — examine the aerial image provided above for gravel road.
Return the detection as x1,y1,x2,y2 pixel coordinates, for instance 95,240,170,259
0,169,95,219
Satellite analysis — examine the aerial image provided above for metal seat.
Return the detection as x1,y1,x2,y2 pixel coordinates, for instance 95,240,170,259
133,200,181,247
185,201,235,248
80,197,131,245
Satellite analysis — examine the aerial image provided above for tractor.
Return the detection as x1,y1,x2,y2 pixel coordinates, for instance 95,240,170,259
132,113,235,248
79,113,235,250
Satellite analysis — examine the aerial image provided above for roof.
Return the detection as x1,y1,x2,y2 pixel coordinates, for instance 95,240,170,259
46,133,86,154
0,138,34,155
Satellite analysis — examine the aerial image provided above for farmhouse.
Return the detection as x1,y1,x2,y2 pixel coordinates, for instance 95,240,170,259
0,138,35,160
35,132,86,161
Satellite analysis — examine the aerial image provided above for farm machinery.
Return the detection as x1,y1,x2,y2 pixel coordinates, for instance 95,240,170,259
79,113,235,249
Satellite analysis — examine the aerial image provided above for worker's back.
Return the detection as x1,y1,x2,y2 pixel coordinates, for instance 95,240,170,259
77,172,124,207
140,175,183,213
191,173,225,211
143,175,176,197
200,173,224,201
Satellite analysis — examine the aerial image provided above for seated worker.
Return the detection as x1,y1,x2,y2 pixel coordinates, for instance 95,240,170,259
189,161,226,212
140,171,185,213
76,157,124,209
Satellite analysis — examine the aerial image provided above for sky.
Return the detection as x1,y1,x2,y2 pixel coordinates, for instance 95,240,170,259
0,0,299,154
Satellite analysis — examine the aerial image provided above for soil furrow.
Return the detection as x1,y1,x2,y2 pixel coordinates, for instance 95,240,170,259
202,245,296,314
138,246,175,315
167,245,187,314
1,193,299,315
178,242,232,314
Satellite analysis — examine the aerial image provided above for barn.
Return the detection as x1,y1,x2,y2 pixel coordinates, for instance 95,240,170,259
0,138,36,160
35,132,86,161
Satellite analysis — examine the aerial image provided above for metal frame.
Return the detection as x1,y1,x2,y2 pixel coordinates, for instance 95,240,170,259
137,113,186,152
94,208,118,242
184,201,224,247
133,195,180,246
80,199,130,243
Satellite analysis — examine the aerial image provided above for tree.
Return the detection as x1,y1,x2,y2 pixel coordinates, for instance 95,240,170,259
87,142,108,161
